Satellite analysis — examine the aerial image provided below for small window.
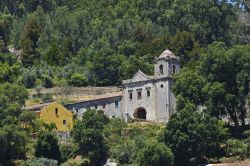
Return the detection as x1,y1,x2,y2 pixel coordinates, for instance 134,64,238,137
115,101,119,108
172,65,176,74
159,65,163,75
129,93,133,100
55,108,58,115
147,90,150,97
76,108,79,113
63,120,67,125
95,105,98,109
138,91,142,99
103,104,106,109
161,84,164,88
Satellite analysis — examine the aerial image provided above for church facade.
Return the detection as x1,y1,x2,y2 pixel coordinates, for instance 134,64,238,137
64,49,180,123
122,49,180,122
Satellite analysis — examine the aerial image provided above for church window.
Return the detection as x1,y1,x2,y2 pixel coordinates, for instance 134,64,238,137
115,101,119,108
160,84,164,88
63,120,67,125
94,105,98,109
103,104,106,109
172,65,176,74
159,65,163,74
147,90,150,97
138,91,142,99
55,108,58,115
129,93,133,100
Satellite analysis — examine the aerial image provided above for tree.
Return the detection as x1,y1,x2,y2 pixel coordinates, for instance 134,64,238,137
0,53,21,83
0,124,27,165
0,83,28,106
169,31,202,66
35,131,61,162
89,50,128,86
21,15,41,66
165,109,228,166
137,142,174,166
200,42,250,128
71,110,109,166
80,109,109,130
0,13,12,52
72,127,108,166
0,83,28,165
173,68,207,106
21,69,37,88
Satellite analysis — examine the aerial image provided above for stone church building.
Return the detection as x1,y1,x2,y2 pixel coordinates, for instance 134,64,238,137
122,49,180,122
65,49,180,123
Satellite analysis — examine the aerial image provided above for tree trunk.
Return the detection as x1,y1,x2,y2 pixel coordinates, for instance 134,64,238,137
227,109,239,127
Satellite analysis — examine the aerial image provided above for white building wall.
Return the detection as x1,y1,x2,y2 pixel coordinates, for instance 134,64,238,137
123,81,157,121
155,80,169,122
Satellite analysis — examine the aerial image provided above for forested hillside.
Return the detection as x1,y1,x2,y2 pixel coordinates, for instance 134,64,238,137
0,0,249,87
0,1,250,166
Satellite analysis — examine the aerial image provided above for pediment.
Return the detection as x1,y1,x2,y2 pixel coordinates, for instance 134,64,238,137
129,70,150,83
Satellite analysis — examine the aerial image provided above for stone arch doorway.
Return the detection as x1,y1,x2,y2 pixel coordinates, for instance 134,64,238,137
134,107,147,119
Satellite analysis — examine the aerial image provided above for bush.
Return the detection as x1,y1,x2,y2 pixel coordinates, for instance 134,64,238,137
21,70,36,88
42,75,53,88
137,142,174,166
112,140,135,165
35,131,61,162
69,73,88,87
226,138,249,159
41,93,53,103
25,157,58,166
243,130,250,138
61,157,90,166
60,143,77,163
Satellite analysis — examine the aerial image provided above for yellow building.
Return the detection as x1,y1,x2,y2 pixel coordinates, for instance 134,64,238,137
40,102,73,131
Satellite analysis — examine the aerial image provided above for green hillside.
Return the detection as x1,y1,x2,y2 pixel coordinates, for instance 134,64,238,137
0,0,250,166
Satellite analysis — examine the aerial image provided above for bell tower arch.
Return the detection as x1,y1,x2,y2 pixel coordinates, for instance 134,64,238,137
154,49,180,77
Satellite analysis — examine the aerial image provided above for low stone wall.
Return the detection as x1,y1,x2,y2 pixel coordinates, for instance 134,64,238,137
29,86,121,97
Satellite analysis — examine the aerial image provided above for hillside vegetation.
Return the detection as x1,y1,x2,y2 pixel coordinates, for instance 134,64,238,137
0,0,249,87
0,0,250,166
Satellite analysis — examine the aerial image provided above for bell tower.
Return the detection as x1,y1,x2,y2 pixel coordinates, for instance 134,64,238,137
154,49,180,122
154,49,180,77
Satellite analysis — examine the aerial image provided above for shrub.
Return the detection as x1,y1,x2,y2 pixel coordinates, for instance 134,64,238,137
69,73,88,87
42,75,53,88
137,142,174,166
60,143,77,163
243,130,250,138
21,70,36,88
226,138,250,159
111,140,135,165
61,157,90,166
25,157,58,166
41,93,53,103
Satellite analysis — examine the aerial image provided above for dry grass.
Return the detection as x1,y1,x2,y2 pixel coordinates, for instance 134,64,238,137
210,159,250,166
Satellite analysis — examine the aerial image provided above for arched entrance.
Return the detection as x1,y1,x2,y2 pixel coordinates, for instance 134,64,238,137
134,107,147,119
